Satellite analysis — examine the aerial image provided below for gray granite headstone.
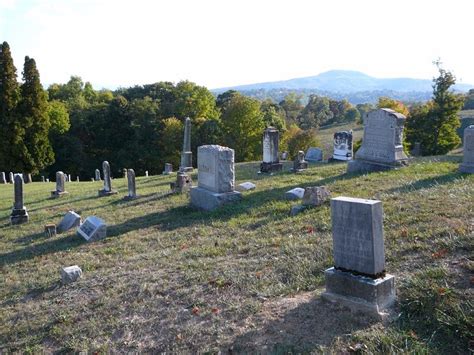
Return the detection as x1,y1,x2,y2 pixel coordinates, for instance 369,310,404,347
57,211,82,233
10,174,29,224
145,170,149,177
0,172,6,184
23,173,32,184
61,265,82,284
292,150,308,172
95,169,101,181
9,172,14,183
51,171,68,197
179,117,193,172
163,163,173,175
125,169,137,199
77,216,107,242
260,127,282,173
98,161,117,196
305,147,323,162
236,181,256,192
285,187,305,200
459,125,474,173
41,176,45,182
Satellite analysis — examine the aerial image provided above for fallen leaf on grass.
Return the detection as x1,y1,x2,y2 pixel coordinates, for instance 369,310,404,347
192,307,200,315
432,249,448,259
211,307,220,314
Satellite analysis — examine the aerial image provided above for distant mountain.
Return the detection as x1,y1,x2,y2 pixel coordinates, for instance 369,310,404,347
213,70,473,94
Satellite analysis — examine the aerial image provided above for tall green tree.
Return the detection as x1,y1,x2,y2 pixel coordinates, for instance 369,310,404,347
17,56,54,173
297,95,333,129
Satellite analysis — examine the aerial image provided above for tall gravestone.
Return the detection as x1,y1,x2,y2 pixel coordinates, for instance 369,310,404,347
23,173,32,183
98,161,118,196
0,172,6,184
9,172,14,183
163,163,173,175
124,169,138,199
459,125,474,173
322,197,395,316
51,171,68,197
190,145,242,210
333,130,353,161
95,169,101,181
260,127,282,173
348,108,408,173
10,174,29,225
179,117,193,172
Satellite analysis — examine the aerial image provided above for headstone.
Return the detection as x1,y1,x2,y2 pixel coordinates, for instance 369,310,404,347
10,174,29,225
77,216,107,242
322,197,395,316
260,127,282,173
190,145,242,210
333,131,353,161
171,172,193,193
348,108,408,173
281,151,289,160
459,125,474,173
9,172,14,183
0,172,6,184
61,265,82,284
76,176,80,182
95,169,101,181
51,171,68,197
44,224,57,237
23,173,32,184
302,186,331,207
236,181,256,192
285,187,305,200
57,211,82,233
179,117,193,172
292,150,308,172
305,147,323,162
411,142,421,157
64,174,68,182
123,168,128,178
163,163,173,175
46,178,49,182
68,174,71,182
124,169,138,199
41,176,45,182
145,170,149,177
98,161,118,196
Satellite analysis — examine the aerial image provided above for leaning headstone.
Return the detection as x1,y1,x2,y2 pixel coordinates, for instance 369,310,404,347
179,117,193,172
260,127,282,173
124,169,138,199
322,197,395,316
459,125,474,173
0,172,6,184
190,145,242,210
61,265,82,284
305,147,323,162
51,171,68,198
77,216,107,242
285,187,305,200
10,174,29,225
163,163,173,175
302,186,331,207
98,161,118,196
9,172,14,183
236,181,256,192
95,169,101,181
57,211,82,233
292,150,308,172
333,131,353,161
348,108,408,173
44,224,57,237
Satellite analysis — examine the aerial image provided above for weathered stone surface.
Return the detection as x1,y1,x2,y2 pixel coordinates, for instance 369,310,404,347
77,216,107,242
41,176,45,182
11,174,29,225
306,147,323,162
281,151,289,160
57,211,82,233
302,186,330,207
180,117,193,172
333,131,353,161
292,150,308,172
285,187,305,200
98,161,117,196
9,172,14,183
171,172,193,193
45,224,57,237
236,181,256,192
23,173,32,183
95,169,101,181
260,127,282,173
0,172,6,184
145,170,149,177
61,265,82,284
411,142,421,156
51,171,68,197
163,163,173,175
124,169,138,199
348,108,408,173
459,125,474,173
190,187,241,211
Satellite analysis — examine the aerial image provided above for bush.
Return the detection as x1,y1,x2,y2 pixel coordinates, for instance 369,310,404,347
282,125,320,159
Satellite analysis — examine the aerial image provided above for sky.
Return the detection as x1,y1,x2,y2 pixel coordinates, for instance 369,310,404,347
1,0,473,90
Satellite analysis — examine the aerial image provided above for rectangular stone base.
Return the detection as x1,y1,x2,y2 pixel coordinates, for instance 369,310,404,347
292,162,308,172
347,159,407,174
98,189,118,197
11,208,29,225
51,191,69,198
322,267,395,317
459,163,474,173
259,162,283,173
190,187,242,211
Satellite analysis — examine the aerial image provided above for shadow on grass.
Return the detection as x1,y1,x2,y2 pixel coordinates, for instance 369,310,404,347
228,294,377,352
386,171,464,194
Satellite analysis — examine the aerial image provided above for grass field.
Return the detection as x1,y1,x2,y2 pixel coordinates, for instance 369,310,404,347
0,157,473,353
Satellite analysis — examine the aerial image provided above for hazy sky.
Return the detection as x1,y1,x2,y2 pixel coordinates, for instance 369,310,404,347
1,0,472,89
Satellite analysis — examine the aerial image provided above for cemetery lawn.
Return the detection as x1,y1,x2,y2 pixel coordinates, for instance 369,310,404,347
0,157,473,353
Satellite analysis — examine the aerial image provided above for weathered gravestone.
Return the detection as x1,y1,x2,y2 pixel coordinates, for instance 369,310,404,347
77,216,107,242
305,147,323,162
163,163,173,175
190,145,242,210
9,172,14,183
292,150,308,172
68,174,71,182
459,125,474,173
322,197,395,316
290,186,331,216
333,131,353,161
410,142,421,157
285,187,305,200
10,174,29,225
57,211,82,233
95,169,101,181
98,161,118,196
260,127,283,173
51,171,68,197
41,176,45,182
0,172,6,184
145,170,149,177
179,117,193,172
123,168,127,178
236,181,256,192
124,169,138,199
44,224,57,237
61,265,82,284
23,173,32,184
171,172,193,193
348,108,408,173
281,151,289,160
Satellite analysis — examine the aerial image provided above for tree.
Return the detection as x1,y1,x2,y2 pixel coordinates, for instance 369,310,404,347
297,95,333,129
405,62,464,155
0,41,20,170
282,124,320,159
261,99,286,131
17,56,54,173
377,97,409,116
279,93,304,125
344,107,361,122
48,100,70,134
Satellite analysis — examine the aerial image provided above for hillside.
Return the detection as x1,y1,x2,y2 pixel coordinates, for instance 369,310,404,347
0,159,472,353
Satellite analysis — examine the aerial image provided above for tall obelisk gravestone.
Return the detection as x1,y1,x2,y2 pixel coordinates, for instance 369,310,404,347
10,174,29,224
124,169,138,199
179,117,193,172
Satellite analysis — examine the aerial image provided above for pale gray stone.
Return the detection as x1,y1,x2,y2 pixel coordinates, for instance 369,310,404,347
98,161,117,196
61,265,82,284
23,173,32,183
9,172,14,183
302,186,330,207
171,172,193,193
236,181,256,192
77,216,107,242
459,125,474,173
305,147,323,162
145,170,149,177
10,174,29,225
190,187,241,211
51,171,68,197
285,187,305,200
95,169,101,181
333,131,353,161
41,176,45,182
0,172,6,184
125,169,137,199
292,150,308,172
411,142,421,156
281,151,289,160
163,163,173,175
260,127,282,173
57,211,82,233
179,117,193,172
